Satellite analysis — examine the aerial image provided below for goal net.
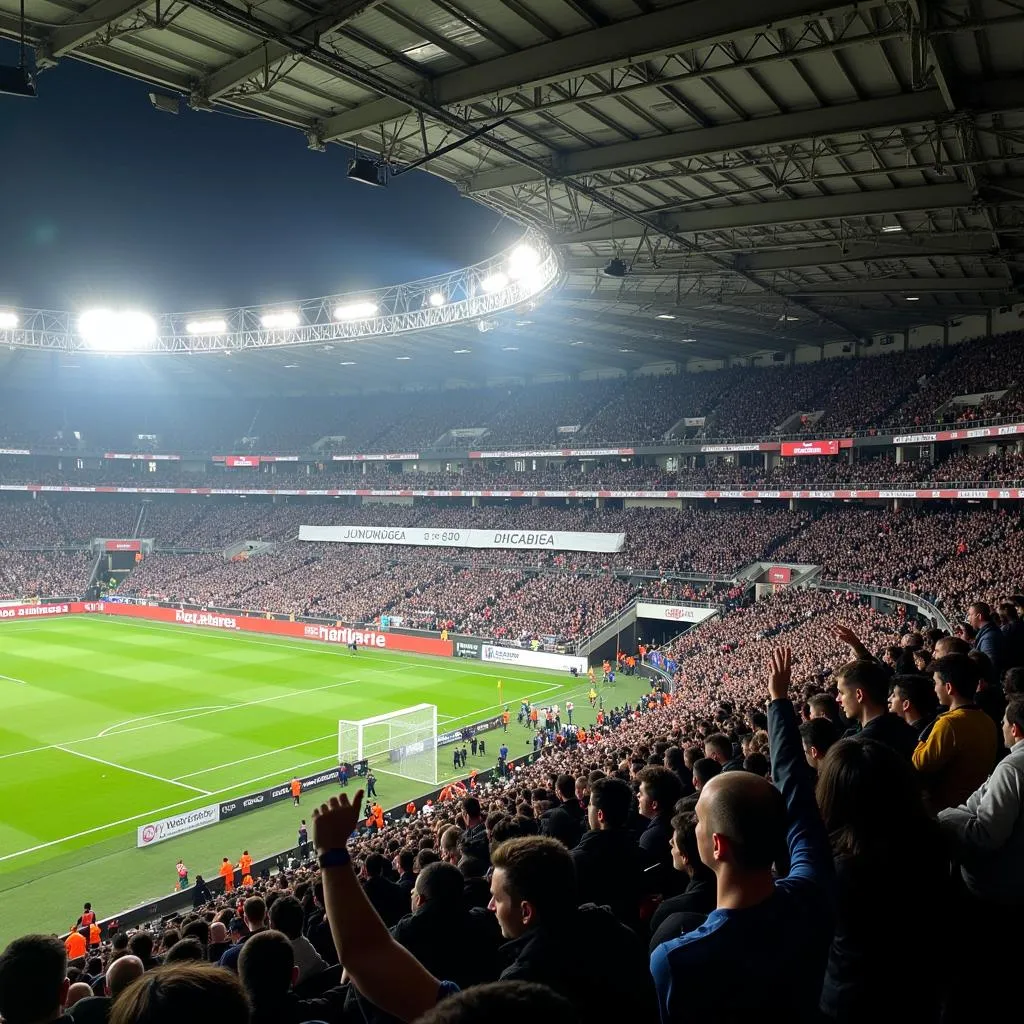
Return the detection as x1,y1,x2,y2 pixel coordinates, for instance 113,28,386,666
338,703,438,787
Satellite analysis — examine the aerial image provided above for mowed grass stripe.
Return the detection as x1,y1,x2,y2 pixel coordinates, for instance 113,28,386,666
0,615,639,944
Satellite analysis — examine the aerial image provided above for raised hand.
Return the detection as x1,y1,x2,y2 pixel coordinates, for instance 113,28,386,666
768,647,793,702
833,624,862,648
312,790,364,853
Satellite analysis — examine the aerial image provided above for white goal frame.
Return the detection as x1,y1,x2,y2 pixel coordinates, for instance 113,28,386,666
338,703,438,787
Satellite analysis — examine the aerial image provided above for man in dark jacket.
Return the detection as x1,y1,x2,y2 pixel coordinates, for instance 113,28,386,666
490,836,658,1023
392,862,501,988
69,954,144,1024
837,659,918,759
704,733,744,773
571,777,646,929
969,601,1003,681
362,853,409,927
239,930,348,1024
636,766,685,896
648,812,716,952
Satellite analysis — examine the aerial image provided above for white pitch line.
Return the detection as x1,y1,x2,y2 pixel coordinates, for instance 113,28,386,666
54,745,212,796
99,706,228,737
0,678,360,763
172,732,336,780
0,674,635,865
0,673,27,686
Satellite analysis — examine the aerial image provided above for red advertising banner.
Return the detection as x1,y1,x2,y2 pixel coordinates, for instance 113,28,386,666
105,540,142,552
767,566,792,583
0,601,91,621
104,453,181,461
96,602,454,656
781,440,842,456
223,456,260,468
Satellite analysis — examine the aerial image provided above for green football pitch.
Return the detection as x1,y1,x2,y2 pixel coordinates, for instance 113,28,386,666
0,615,646,944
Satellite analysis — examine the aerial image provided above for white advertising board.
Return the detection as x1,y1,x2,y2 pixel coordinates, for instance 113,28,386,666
481,644,587,674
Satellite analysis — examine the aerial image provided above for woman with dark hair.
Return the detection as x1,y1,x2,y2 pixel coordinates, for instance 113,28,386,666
816,738,949,1023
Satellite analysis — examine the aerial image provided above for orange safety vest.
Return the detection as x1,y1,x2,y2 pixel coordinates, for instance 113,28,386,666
502,711,510,724
239,854,252,876
290,779,301,797
65,931,86,959
89,923,101,946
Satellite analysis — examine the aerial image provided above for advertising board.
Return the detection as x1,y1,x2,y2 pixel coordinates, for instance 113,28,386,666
480,645,587,674
635,603,717,624
137,804,220,847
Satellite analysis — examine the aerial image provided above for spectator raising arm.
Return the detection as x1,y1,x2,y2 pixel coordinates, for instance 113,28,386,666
312,791,452,1022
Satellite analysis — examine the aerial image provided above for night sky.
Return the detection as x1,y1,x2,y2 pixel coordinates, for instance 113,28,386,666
0,42,514,313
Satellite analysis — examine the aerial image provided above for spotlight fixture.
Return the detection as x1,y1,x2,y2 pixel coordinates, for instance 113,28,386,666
347,157,386,187
333,301,378,321
0,311,19,329
655,313,676,320
186,318,227,335
428,292,445,307
148,92,180,115
602,258,628,278
78,310,158,352
261,311,300,329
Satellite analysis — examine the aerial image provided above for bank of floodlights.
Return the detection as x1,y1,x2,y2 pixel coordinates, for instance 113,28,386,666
78,310,157,352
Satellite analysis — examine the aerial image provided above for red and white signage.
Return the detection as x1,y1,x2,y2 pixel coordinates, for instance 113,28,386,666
223,455,260,468
893,422,1024,445
699,442,780,453
331,453,419,462
96,602,454,656
781,440,841,456
635,602,717,624
469,448,636,459
103,452,181,461
767,566,793,583
105,540,142,552
0,601,89,620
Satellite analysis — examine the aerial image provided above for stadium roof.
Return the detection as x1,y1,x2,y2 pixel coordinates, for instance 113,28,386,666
3,0,1024,387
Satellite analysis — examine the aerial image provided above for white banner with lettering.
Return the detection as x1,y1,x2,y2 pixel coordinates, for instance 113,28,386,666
481,645,587,674
636,602,717,624
137,804,220,847
299,524,625,553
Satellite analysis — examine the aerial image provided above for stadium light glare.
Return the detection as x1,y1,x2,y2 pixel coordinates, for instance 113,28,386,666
428,292,445,307
261,310,300,329
395,355,411,360
78,310,157,352
186,318,227,335
481,272,508,293
881,224,904,233
333,301,378,321
0,311,19,329
507,244,540,280
340,360,356,365
453,348,471,354
905,295,920,301
656,313,676,320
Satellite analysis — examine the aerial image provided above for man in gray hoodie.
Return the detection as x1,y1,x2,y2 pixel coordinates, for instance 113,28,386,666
939,696,1024,906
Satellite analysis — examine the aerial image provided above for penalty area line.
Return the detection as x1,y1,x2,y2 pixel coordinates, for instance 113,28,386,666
0,673,27,686
54,745,213,796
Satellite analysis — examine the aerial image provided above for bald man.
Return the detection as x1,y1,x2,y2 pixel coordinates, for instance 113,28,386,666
69,954,144,1024
651,648,834,1023
65,983,94,1009
207,921,231,963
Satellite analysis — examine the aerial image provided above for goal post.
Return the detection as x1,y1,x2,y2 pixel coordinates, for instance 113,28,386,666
338,703,438,787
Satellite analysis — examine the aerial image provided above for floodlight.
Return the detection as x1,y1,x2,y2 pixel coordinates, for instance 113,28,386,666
905,295,920,301
428,292,445,307
261,310,300,329
333,301,378,321
656,313,676,320
347,158,385,187
881,224,904,233
78,310,157,352
186,318,227,334
0,311,19,329
481,272,508,293
507,244,540,280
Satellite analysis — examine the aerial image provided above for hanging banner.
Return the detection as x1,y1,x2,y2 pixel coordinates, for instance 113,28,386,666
767,566,793,583
469,448,635,458
299,524,625,552
105,540,142,552
636,602,717,623
331,453,419,461
223,456,260,468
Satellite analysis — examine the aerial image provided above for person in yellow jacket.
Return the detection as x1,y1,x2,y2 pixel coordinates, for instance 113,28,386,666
914,654,1000,812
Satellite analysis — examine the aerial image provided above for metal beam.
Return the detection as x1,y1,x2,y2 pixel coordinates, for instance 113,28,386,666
556,183,980,243
202,0,383,100
466,91,956,192
564,235,1007,275
787,277,1014,295
319,0,887,141
46,0,150,58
